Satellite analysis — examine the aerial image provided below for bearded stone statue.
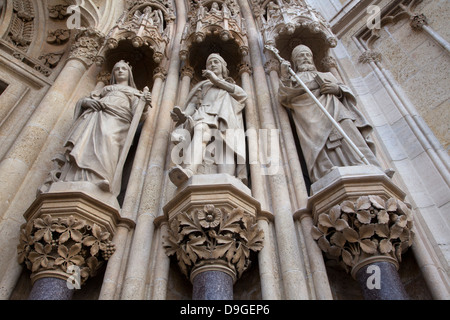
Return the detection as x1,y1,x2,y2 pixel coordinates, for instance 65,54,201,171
278,45,383,183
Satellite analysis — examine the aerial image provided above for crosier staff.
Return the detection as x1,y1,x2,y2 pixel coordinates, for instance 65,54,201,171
265,45,370,166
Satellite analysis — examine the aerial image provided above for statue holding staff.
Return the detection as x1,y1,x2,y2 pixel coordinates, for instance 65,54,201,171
276,45,384,183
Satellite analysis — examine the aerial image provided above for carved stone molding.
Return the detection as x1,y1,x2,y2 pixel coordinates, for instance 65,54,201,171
251,0,337,48
102,1,174,65
69,28,105,67
7,0,35,52
264,58,280,75
358,50,382,64
321,56,338,71
181,0,249,60
151,66,167,81
18,214,115,285
410,13,428,30
311,195,414,277
238,62,252,76
47,29,71,45
48,4,71,20
357,0,424,49
164,204,264,282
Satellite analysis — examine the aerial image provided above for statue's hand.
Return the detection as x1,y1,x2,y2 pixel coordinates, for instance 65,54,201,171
143,86,152,107
171,106,187,127
320,82,341,96
280,61,291,75
202,69,220,84
81,98,102,111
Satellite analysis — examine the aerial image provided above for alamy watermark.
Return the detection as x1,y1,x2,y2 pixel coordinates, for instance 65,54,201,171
66,265,81,290
366,265,381,290
67,0,84,30
366,5,381,30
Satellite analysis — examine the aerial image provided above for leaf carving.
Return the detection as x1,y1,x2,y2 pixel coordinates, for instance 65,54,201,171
356,196,371,211
369,195,385,210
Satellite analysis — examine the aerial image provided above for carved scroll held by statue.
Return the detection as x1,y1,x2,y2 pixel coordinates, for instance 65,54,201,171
278,45,383,183
169,53,248,187
59,60,152,197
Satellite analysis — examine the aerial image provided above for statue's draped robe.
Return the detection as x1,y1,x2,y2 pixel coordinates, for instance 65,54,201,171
279,71,380,183
180,78,248,182
63,84,141,195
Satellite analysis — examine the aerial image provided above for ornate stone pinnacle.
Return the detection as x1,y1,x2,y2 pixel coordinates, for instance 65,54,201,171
163,204,264,283
311,195,414,277
18,214,115,285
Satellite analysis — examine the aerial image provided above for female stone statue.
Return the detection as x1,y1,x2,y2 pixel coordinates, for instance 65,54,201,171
60,60,151,196
169,53,247,187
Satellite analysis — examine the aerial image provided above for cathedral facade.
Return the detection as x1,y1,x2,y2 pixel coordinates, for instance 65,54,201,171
0,0,448,300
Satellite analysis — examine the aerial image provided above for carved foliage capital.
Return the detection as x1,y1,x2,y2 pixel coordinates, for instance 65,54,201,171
69,29,105,67
311,196,414,274
163,205,264,281
18,215,115,285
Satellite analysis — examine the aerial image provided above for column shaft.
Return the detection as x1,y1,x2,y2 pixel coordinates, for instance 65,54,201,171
192,271,233,300
356,261,409,300
28,278,74,301
120,0,186,300
240,0,308,299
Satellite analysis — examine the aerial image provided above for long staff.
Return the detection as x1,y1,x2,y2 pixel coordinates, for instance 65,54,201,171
111,87,152,196
265,45,370,166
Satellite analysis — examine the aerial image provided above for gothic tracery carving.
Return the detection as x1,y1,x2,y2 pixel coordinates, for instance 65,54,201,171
180,0,249,61
102,0,174,64
7,0,35,51
251,0,337,48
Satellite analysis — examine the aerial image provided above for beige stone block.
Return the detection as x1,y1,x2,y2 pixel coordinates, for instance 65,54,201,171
5,126,49,167
0,217,23,278
422,99,450,152
0,158,30,217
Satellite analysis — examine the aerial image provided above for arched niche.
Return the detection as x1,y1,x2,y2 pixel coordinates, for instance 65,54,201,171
274,26,332,73
103,39,158,90
187,33,243,84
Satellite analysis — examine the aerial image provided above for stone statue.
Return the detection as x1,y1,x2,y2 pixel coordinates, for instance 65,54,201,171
278,45,382,183
209,2,222,16
60,60,151,196
169,53,248,187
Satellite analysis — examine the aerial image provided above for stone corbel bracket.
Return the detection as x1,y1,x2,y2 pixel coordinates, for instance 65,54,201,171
18,191,135,286
160,174,266,284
